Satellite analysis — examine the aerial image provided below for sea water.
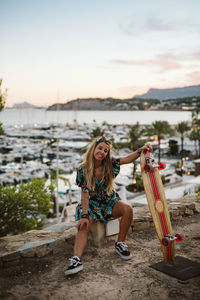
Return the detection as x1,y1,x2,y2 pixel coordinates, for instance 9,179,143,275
0,109,192,126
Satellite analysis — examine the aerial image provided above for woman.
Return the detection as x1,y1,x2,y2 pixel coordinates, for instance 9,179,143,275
65,136,152,275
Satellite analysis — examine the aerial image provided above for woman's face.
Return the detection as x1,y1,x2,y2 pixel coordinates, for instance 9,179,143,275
94,142,109,161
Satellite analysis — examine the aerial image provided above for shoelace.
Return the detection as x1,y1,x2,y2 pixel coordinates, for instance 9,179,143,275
69,257,79,266
117,242,128,251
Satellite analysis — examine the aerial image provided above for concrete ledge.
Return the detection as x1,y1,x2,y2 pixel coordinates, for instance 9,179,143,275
0,195,199,267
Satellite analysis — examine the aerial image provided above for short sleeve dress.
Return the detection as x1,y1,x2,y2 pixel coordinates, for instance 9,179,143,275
75,157,121,224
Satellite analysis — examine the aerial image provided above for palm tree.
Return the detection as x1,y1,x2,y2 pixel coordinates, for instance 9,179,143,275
151,121,172,162
192,129,200,158
192,108,200,128
128,122,144,151
128,122,145,184
189,130,199,158
90,127,105,139
176,121,190,167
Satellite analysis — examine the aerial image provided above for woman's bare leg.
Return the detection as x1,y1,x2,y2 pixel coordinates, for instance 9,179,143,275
73,216,94,258
111,200,133,242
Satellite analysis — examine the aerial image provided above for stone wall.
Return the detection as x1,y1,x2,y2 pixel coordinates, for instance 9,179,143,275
0,195,199,268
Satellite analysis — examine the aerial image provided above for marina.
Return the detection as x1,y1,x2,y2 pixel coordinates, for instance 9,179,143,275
0,111,199,224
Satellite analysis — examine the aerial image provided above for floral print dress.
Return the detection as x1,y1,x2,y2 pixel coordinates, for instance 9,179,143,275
75,157,121,224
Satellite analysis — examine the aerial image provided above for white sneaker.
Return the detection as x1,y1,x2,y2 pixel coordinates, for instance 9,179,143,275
64,256,83,275
115,242,132,260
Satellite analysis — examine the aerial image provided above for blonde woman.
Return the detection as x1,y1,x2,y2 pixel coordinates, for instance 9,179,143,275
65,136,152,275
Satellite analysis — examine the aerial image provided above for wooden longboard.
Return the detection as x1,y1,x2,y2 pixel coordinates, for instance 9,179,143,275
140,151,175,263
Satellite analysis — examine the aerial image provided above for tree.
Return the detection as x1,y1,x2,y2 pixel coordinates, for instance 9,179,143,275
176,121,190,167
189,130,199,158
128,122,145,151
90,127,105,139
192,109,200,128
151,121,173,162
0,79,7,135
0,178,51,237
128,123,145,186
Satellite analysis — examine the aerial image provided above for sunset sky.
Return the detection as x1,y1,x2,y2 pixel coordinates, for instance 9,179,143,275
1,0,200,107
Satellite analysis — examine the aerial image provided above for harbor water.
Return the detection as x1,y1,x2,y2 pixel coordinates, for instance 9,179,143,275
1,109,192,126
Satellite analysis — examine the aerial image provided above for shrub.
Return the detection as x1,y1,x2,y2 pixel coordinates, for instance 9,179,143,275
0,178,51,237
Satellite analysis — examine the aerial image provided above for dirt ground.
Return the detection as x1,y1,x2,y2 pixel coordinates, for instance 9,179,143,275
0,214,200,300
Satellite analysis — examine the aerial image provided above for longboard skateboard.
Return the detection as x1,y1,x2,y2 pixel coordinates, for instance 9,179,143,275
140,150,183,263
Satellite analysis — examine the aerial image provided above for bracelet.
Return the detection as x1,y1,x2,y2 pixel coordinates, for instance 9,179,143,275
81,214,89,220
137,148,142,155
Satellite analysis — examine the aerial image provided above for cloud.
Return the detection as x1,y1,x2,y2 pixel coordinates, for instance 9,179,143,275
119,16,200,36
110,48,200,73
111,57,181,72
186,71,200,85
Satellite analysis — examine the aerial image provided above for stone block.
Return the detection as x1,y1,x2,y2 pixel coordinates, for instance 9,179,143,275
194,202,200,213
171,209,179,218
20,248,35,258
106,219,120,236
1,250,20,262
132,221,150,232
184,208,194,216
35,242,54,258
53,238,66,254
185,203,195,210
5,241,24,250
61,227,77,239
178,206,186,215
89,222,106,247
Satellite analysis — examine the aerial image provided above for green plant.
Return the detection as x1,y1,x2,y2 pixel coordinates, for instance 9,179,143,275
0,178,51,236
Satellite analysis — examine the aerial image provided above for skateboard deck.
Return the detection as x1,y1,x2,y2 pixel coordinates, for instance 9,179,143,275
140,151,182,263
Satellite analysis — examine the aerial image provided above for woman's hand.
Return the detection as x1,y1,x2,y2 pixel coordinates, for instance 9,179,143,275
141,144,153,153
77,218,90,231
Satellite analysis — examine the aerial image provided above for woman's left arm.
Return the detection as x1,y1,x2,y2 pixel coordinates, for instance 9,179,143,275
120,144,153,165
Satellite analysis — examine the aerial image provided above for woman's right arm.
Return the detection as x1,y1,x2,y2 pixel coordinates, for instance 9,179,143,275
78,190,90,231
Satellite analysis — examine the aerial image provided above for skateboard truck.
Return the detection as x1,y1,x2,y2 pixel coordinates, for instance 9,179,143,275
162,234,184,247
143,152,166,172
144,160,166,173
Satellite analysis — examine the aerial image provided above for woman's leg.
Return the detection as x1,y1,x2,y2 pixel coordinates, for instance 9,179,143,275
111,200,133,242
73,216,94,258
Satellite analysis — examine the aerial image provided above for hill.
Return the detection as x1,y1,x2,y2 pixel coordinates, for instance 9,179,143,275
47,98,149,111
12,102,43,109
135,84,200,100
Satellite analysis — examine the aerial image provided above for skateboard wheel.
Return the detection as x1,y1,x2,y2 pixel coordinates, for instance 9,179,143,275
144,164,153,172
162,237,171,247
175,233,184,242
158,162,166,170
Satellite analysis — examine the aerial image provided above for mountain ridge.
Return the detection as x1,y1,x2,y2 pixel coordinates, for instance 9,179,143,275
135,84,200,100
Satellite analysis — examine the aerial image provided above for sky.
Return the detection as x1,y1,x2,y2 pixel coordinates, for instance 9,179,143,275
1,0,200,107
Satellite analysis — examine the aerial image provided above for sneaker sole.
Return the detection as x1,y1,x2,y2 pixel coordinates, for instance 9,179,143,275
115,248,132,260
64,265,83,276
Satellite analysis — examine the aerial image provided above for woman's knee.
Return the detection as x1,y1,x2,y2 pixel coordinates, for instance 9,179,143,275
79,217,94,233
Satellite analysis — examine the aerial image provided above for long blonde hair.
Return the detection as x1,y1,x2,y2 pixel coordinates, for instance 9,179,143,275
81,137,115,195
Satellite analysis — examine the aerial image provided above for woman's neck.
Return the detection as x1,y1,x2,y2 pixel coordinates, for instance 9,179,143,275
94,161,102,169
